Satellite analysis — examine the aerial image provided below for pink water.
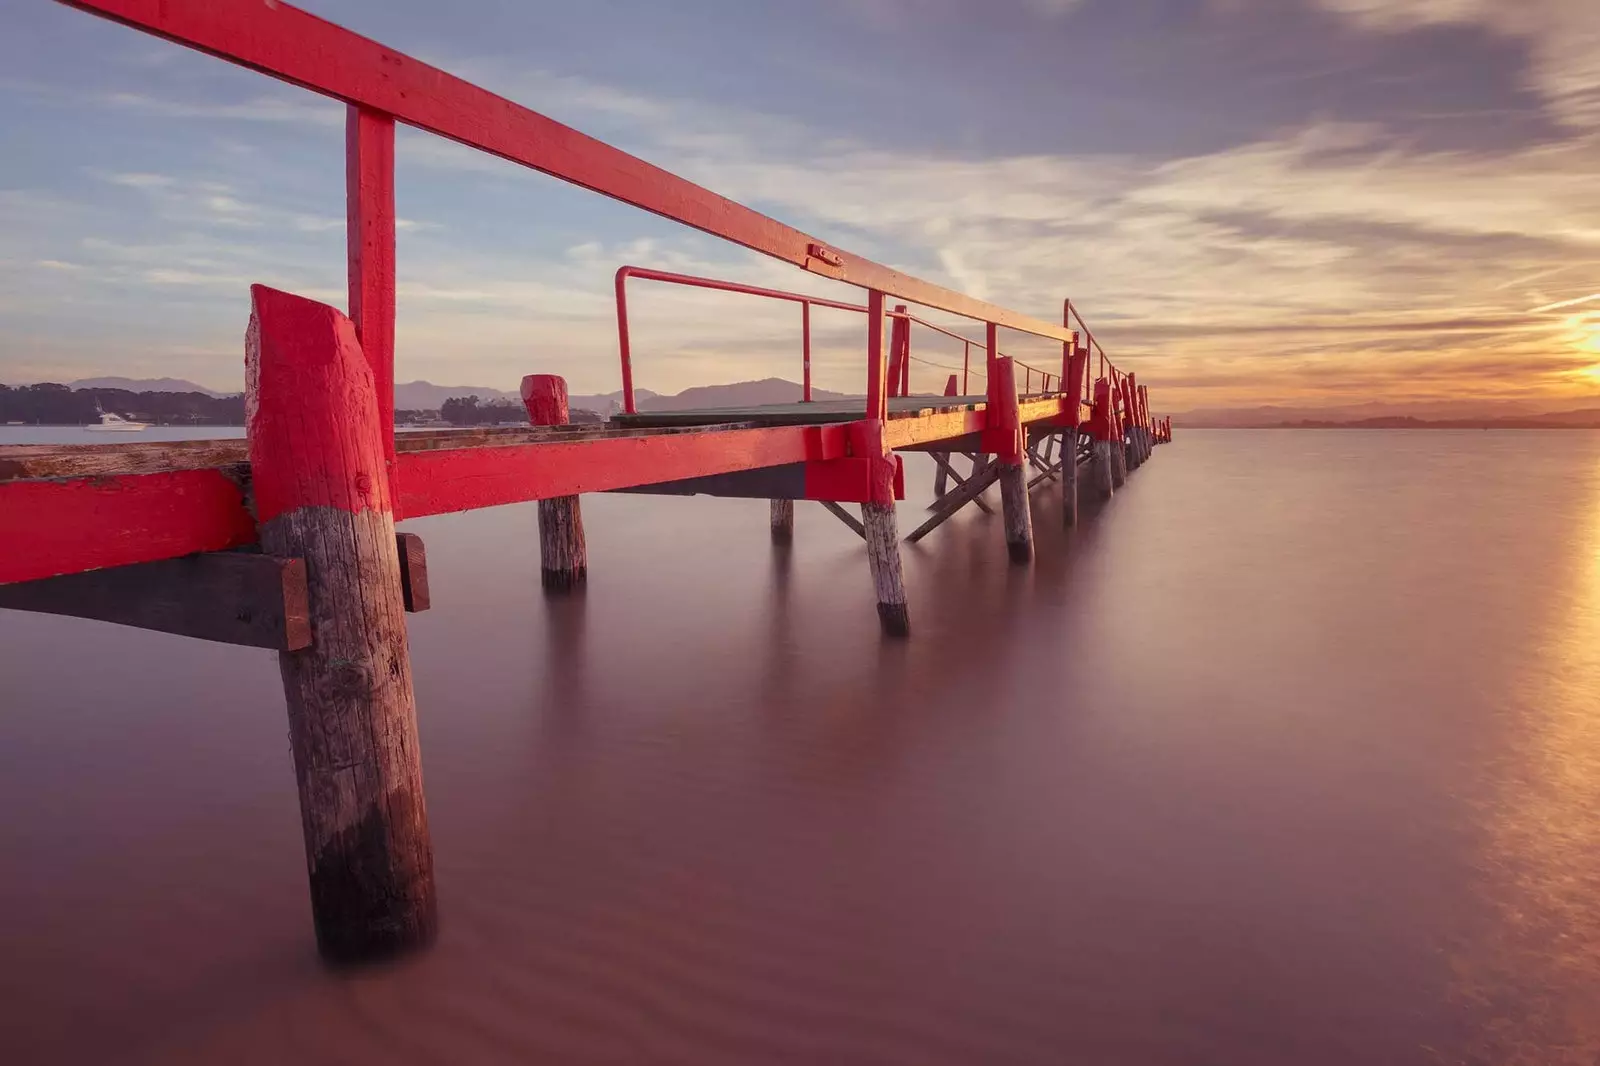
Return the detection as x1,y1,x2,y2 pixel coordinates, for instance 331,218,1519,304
2,430,1597,1064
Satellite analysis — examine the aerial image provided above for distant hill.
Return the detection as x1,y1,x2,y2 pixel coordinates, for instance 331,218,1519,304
394,381,517,409
568,388,659,414
637,378,849,411
72,376,229,397
394,381,660,413
399,378,844,415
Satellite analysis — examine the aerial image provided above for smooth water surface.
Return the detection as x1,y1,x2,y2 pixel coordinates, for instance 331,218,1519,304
2,429,1597,1064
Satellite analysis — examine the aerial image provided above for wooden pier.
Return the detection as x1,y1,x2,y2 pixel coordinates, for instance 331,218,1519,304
3,0,1172,964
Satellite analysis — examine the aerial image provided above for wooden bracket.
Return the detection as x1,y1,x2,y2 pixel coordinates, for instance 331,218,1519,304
0,533,430,649
0,551,312,650
396,531,430,612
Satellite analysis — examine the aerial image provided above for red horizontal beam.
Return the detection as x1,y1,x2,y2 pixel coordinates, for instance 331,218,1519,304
395,425,820,518
59,0,1076,345
0,469,256,585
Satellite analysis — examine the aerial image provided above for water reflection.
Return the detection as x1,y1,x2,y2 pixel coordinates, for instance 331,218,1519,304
1461,455,1600,1064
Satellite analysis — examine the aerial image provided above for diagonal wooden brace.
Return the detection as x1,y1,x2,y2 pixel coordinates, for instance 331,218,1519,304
820,500,867,539
905,460,1002,543
927,452,995,515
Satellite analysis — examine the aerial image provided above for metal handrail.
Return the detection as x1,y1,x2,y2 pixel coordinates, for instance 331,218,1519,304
615,265,1058,413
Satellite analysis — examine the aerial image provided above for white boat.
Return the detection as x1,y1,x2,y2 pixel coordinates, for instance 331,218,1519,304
86,403,150,432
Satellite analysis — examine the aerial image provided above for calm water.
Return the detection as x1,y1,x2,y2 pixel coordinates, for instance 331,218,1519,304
2,429,1598,1065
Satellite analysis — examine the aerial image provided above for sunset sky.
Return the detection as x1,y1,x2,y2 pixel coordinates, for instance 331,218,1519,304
4,0,1600,412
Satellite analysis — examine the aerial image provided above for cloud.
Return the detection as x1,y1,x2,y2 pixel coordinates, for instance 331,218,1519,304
1315,0,1600,128
9,29,1600,409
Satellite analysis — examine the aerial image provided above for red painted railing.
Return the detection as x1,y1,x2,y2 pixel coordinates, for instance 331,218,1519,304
615,266,1062,413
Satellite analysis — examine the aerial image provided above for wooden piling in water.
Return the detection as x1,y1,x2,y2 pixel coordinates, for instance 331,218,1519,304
520,375,588,591
1089,378,1116,501
1121,376,1138,470
1062,342,1088,528
853,419,909,636
770,498,794,545
990,356,1034,564
1109,379,1129,489
246,284,437,965
860,290,909,636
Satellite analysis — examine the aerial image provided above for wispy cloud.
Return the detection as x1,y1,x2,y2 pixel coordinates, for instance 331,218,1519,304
1529,293,1600,314
1314,0,1600,128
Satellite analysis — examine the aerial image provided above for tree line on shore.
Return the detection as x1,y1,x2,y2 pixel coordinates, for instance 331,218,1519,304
438,394,601,425
0,383,604,427
0,382,244,425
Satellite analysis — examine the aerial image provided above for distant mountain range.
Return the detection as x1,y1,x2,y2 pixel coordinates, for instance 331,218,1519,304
71,376,229,396
56,376,850,415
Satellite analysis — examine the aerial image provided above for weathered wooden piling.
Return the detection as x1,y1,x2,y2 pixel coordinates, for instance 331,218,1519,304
1089,378,1116,501
520,375,588,591
861,290,909,636
990,356,1034,564
1123,376,1140,468
854,419,909,636
1062,342,1088,528
1109,380,1129,489
770,498,794,545
246,284,436,964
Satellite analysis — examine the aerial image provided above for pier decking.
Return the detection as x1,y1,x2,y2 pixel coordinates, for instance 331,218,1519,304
4,0,1172,964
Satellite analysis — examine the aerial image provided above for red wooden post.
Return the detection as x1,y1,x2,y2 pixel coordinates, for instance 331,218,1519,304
346,105,397,478
900,313,911,398
1063,338,1088,528
1060,304,1074,392
246,284,436,964
866,290,888,421
614,270,637,414
1122,375,1142,471
988,356,1032,564
520,375,588,590
1125,372,1142,468
1138,383,1152,461
801,301,812,403
1109,374,1129,487
1090,377,1115,501
887,305,909,399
